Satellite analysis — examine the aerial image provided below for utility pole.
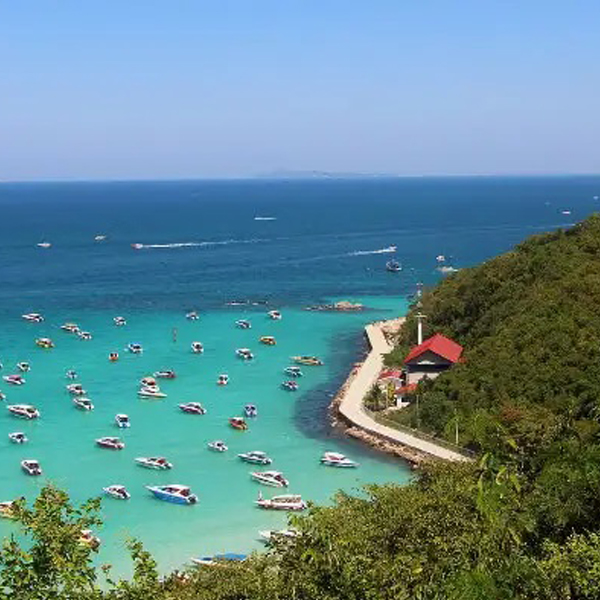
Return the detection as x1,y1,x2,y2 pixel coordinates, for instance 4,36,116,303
416,312,426,345
454,409,459,445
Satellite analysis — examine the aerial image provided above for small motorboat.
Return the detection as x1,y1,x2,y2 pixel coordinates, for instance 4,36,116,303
251,470,289,488
258,529,299,544
8,432,28,444
292,356,324,366
267,310,282,320
17,362,30,373
436,254,446,263
37,242,51,249
138,387,167,399
229,417,248,431
236,319,252,329
284,366,303,377
115,413,131,428
103,485,130,500
0,501,16,519
73,397,94,411
109,352,119,362
66,369,78,380
259,336,276,346
61,323,80,334
127,343,143,354
22,313,44,323
35,337,54,349
0,392,5,401
244,403,258,418
113,316,127,326
281,380,299,392
4,374,25,386
96,437,125,450
78,529,101,549
154,369,176,379
135,456,173,470
21,459,42,476
67,383,86,395
179,402,206,415
146,484,197,505
386,259,402,273
192,553,246,566
140,376,157,387
320,451,359,468
217,374,229,386
94,234,107,242
238,450,272,465
255,494,306,511
131,243,143,250
186,311,200,321
191,341,204,354
78,331,93,341
7,405,40,419
208,440,228,452
236,348,254,360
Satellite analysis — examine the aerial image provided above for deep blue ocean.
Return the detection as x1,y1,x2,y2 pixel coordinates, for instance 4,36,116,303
0,176,598,575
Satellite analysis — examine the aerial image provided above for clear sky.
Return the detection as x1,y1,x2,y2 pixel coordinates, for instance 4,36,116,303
2,1,599,180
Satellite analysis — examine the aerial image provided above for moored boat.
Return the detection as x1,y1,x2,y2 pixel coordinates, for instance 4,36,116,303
281,380,299,391
109,352,119,362
73,397,94,411
244,403,258,418
0,501,16,519
259,336,276,346
103,485,130,500
179,402,206,415
17,362,30,372
138,387,167,399
235,319,251,329
154,369,176,379
115,413,131,428
267,310,282,320
8,432,28,444
140,376,157,387
250,470,289,487
386,259,402,273
22,313,44,323
78,331,93,340
217,374,229,386
35,337,54,349
192,553,246,566
66,369,78,380
191,341,204,354
113,316,127,326
79,529,101,549
94,234,107,242
207,440,228,452
186,311,200,321
229,417,248,431
21,459,42,476
4,374,25,386
61,323,80,334
320,451,359,468
146,484,197,505
238,450,272,465
236,348,254,360
127,343,143,354
292,356,323,366
8,404,39,419
284,366,303,377
256,494,306,511
96,437,125,450
67,383,86,395
135,456,173,470
258,529,299,543
37,242,51,249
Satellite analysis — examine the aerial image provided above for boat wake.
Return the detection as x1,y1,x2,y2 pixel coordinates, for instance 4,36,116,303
347,245,397,256
133,238,267,250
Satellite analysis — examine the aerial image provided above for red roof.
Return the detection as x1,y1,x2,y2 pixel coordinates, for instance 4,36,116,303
397,383,418,394
379,369,403,380
404,333,463,365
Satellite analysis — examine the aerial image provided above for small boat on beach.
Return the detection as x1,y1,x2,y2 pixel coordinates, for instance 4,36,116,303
186,311,200,321
292,356,324,366
236,348,254,360
115,414,131,428
35,337,54,349
236,319,251,329
208,440,228,452
284,366,303,377
4,374,25,386
135,456,173,470
191,341,204,354
21,459,42,476
138,387,167,399
78,331,93,340
217,374,229,386
259,336,276,346
8,404,39,419
320,451,359,468
238,450,272,465
251,470,289,488
229,417,248,431
255,494,306,511
96,437,125,450
154,369,176,379
67,383,86,395
281,380,299,391
22,313,44,323
113,316,127,326
386,259,402,273
244,403,258,418
127,343,143,354
8,432,27,444
73,397,94,411
61,323,80,334
267,310,282,320
179,402,206,415
66,369,78,380
192,553,246,566
103,485,130,500
146,484,197,505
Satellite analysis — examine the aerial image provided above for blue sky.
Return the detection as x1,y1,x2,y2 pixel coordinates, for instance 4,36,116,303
2,1,599,180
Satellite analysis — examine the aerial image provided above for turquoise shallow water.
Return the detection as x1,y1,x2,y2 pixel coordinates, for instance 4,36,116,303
0,296,410,575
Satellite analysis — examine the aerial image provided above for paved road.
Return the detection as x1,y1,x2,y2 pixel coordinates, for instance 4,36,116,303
338,320,470,462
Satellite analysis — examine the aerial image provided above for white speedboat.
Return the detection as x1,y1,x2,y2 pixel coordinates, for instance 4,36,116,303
113,316,126,326
284,366,303,377
78,331,93,341
22,313,44,323
37,242,51,249
135,456,173,470
17,362,30,373
256,494,306,511
8,404,40,419
244,403,258,418
436,254,446,263
146,484,197,504
281,380,299,391
73,397,94,411
103,485,130,500
154,369,176,379
3,374,25,386
115,413,131,428
61,323,80,334
250,470,289,488
127,343,143,354
186,311,200,321
67,383,86,395
258,529,299,543
140,376,157,387
21,459,42,476
238,450,272,465
236,348,254,360
66,369,78,380
217,374,229,386
386,259,402,272
8,432,27,444
138,387,167,399
267,310,282,320
208,440,228,452
0,392,5,401
179,402,206,415
35,337,54,349
94,234,107,242
131,243,143,250
96,437,125,450
191,341,204,354
320,451,358,468
236,319,252,329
